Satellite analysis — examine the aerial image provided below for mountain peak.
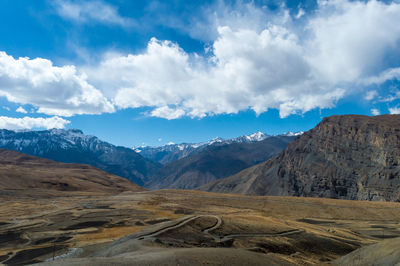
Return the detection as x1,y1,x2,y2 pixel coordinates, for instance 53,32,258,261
282,131,304,137
135,130,294,165
245,131,269,141
208,137,224,145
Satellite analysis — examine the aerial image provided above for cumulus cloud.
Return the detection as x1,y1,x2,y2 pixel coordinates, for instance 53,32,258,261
86,30,344,119
371,108,380,115
53,0,134,27
307,0,400,84
16,107,28,114
4,0,400,120
389,107,400,114
151,1,275,42
150,106,187,120
0,116,70,130
86,0,400,119
0,51,114,117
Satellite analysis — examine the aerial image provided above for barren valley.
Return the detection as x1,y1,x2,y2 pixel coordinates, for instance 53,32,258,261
1,189,400,265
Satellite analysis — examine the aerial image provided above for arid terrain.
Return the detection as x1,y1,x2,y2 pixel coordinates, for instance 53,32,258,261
1,189,400,265
0,149,144,193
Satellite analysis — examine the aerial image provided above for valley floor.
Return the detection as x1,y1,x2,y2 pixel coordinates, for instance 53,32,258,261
1,189,400,265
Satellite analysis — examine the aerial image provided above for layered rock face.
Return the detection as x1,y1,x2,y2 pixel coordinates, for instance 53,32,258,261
202,115,400,201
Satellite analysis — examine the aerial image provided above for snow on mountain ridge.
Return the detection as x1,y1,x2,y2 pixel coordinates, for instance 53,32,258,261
249,131,268,140
135,130,302,165
0,128,108,153
0,128,161,186
283,131,304,136
135,131,302,152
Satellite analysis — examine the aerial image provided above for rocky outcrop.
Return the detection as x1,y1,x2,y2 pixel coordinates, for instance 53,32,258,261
201,115,400,201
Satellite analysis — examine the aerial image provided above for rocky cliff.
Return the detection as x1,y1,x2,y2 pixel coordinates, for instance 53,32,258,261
202,115,400,201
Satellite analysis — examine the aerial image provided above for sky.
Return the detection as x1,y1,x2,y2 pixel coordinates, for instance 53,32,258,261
0,0,400,147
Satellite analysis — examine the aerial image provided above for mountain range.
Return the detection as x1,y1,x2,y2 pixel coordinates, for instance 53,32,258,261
201,115,400,201
0,128,299,189
135,131,301,165
147,135,295,190
4,115,400,202
0,129,161,186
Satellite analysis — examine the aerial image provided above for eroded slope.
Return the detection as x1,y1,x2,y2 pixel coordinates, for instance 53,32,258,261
203,115,400,201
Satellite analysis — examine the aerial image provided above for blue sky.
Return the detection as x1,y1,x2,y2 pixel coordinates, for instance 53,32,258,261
0,0,400,147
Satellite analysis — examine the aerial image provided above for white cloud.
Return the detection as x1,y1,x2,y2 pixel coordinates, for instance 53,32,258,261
3,0,399,120
54,0,134,27
365,90,378,101
150,106,187,120
154,1,275,42
379,90,400,103
83,0,400,119
0,51,114,117
296,8,305,19
0,116,70,130
363,67,400,85
306,0,400,84
389,107,400,114
16,107,27,114
371,108,380,115
88,29,346,119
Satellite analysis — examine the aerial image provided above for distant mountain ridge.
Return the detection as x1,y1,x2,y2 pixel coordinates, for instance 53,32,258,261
147,135,296,190
0,128,301,190
0,129,161,186
202,115,400,202
135,131,302,165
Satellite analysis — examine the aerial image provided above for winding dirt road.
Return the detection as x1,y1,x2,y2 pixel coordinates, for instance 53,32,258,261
135,215,304,242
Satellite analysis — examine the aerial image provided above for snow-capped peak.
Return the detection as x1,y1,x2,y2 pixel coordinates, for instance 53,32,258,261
177,144,186,151
231,131,270,143
245,131,269,141
208,137,224,145
283,131,304,136
132,130,301,164
133,144,147,153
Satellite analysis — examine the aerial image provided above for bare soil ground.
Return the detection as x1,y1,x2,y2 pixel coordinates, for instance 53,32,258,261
1,189,400,265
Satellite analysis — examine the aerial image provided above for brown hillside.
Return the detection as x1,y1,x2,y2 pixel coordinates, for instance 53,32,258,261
0,149,144,193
